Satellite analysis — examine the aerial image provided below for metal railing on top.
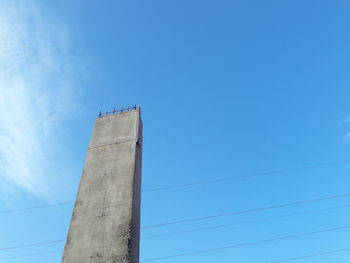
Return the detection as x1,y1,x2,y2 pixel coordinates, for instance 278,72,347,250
98,105,140,118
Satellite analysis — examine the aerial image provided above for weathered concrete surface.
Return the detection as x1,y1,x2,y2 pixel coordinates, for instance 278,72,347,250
62,109,142,263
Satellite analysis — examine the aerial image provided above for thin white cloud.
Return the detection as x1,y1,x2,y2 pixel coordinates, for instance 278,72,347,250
344,132,350,143
0,0,83,197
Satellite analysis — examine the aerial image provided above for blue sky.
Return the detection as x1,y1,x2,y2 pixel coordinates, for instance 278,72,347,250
1,0,350,262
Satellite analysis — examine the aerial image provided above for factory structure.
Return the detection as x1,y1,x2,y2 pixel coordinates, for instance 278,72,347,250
62,106,142,263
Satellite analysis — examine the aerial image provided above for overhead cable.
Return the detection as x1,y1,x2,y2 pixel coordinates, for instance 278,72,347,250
142,203,350,239
2,225,350,262
143,159,350,192
141,224,350,262
2,193,350,230
141,192,350,229
270,247,350,262
1,159,350,215
0,202,73,215
0,250,62,261
2,204,350,252
0,239,65,251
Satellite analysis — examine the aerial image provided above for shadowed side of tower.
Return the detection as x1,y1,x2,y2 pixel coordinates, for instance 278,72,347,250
62,108,142,263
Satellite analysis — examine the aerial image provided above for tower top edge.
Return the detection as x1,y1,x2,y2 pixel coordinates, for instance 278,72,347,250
97,105,141,118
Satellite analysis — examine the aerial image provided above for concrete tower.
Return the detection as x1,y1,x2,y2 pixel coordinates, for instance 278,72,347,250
62,107,142,263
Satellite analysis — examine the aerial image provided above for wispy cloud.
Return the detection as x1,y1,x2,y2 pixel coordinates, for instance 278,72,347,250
344,132,350,143
344,117,350,143
0,0,83,197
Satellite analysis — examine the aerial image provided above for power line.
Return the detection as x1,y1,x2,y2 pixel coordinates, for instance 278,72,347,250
141,224,350,262
141,192,350,229
2,225,350,262
271,247,350,262
0,250,62,261
0,201,350,255
2,203,348,253
1,202,348,253
142,159,350,192
0,239,65,251
0,202,73,215
2,192,349,232
142,203,350,239
1,159,349,215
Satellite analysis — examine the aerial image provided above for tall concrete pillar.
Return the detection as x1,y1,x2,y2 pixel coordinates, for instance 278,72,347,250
62,108,142,263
